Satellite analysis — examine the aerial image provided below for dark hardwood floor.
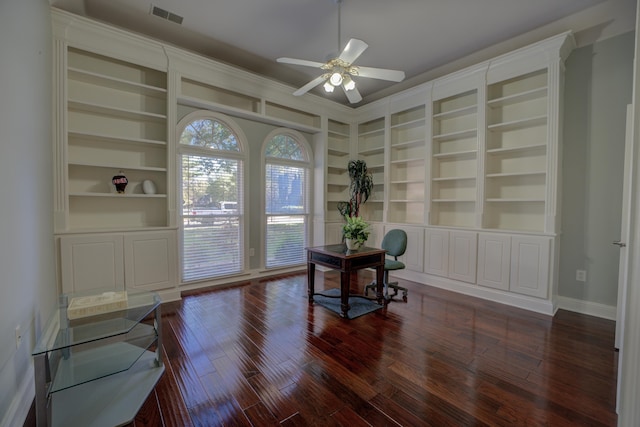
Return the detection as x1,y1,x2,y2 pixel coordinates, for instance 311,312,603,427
26,270,619,426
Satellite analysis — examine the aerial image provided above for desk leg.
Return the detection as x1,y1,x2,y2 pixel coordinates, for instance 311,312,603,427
375,263,385,305
340,270,350,318
307,262,315,303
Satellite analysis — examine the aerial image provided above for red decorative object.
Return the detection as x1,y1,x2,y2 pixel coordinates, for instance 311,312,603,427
112,171,128,193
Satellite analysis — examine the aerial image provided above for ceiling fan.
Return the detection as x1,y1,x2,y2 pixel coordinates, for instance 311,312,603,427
277,0,405,104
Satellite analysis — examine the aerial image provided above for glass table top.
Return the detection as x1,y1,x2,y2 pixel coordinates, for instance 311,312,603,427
33,288,160,355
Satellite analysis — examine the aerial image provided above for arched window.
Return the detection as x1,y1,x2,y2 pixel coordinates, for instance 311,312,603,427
177,112,246,282
263,130,312,269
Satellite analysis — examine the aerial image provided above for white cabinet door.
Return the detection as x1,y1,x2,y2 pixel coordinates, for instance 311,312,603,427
448,231,477,283
424,228,449,277
510,235,551,298
386,225,424,272
477,233,511,290
60,234,125,294
124,231,177,292
60,231,178,294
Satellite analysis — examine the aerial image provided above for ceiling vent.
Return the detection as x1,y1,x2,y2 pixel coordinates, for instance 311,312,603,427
150,5,184,25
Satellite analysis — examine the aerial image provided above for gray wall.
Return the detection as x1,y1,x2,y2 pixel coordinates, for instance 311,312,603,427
559,31,634,307
0,0,56,424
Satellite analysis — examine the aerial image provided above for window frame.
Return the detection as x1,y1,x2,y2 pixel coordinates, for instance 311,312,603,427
176,110,249,283
261,128,314,270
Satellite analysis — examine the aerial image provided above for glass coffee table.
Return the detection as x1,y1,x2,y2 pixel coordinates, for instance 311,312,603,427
32,289,164,427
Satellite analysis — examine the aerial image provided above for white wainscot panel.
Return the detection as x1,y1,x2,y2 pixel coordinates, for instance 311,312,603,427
60,234,125,293
509,235,551,298
424,228,449,277
124,231,177,291
477,233,511,290
448,230,477,283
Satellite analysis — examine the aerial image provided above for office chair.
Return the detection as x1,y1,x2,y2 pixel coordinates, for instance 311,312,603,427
364,229,408,301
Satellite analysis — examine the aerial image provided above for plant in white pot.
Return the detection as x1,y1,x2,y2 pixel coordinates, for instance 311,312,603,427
342,215,370,250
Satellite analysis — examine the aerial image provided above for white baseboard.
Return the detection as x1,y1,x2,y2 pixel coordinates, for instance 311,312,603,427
2,364,34,427
156,287,181,303
391,269,556,315
179,266,306,294
556,295,617,320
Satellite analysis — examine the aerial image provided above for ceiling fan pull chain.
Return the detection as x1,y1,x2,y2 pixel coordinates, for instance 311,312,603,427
337,0,342,53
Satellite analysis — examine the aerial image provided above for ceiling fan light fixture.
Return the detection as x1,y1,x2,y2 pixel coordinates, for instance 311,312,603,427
276,0,404,103
343,75,355,91
329,71,343,86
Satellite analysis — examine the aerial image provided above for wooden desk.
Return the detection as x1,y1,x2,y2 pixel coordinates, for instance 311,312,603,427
306,244,386,318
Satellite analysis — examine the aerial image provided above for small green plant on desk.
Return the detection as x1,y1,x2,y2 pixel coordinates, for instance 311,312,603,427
342,215,370,250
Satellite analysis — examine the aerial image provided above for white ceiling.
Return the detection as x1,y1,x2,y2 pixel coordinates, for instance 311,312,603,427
50,0,636,106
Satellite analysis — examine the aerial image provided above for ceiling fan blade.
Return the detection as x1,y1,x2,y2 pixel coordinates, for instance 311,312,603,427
356,66,406,82
277,57,325,68
293,75,327,96
342,85,362,104
338,39,368,64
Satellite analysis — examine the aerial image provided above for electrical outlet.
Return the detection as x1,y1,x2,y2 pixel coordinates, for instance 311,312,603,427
249,248,255,257
15,325,22,348
576,270,587,282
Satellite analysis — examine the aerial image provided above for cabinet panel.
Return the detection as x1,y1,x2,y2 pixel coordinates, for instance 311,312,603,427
60,235,125,293
124,231,177,291
509,235,551,298
424,228,449,277
60,231,178,295
448,231,477,283
477,233,511,290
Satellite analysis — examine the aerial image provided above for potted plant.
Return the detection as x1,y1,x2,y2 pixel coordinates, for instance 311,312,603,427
337,160,373,218
342,215,370,250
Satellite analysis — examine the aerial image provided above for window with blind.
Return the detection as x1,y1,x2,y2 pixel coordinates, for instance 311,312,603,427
264,132,311,269
178,113,245,282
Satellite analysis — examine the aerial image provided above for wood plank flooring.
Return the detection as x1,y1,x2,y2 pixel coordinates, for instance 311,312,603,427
26,270,619,426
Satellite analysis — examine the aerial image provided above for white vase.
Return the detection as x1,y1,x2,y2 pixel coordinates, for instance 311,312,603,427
345,238,361,250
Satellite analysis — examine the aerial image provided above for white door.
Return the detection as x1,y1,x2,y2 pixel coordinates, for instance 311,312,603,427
615,105,634,350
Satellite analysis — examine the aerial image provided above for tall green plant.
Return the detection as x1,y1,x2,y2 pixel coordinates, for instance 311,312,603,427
337,159,373,218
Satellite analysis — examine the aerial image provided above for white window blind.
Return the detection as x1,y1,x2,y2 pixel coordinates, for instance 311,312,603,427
179,117,244,282
265,134,310,269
